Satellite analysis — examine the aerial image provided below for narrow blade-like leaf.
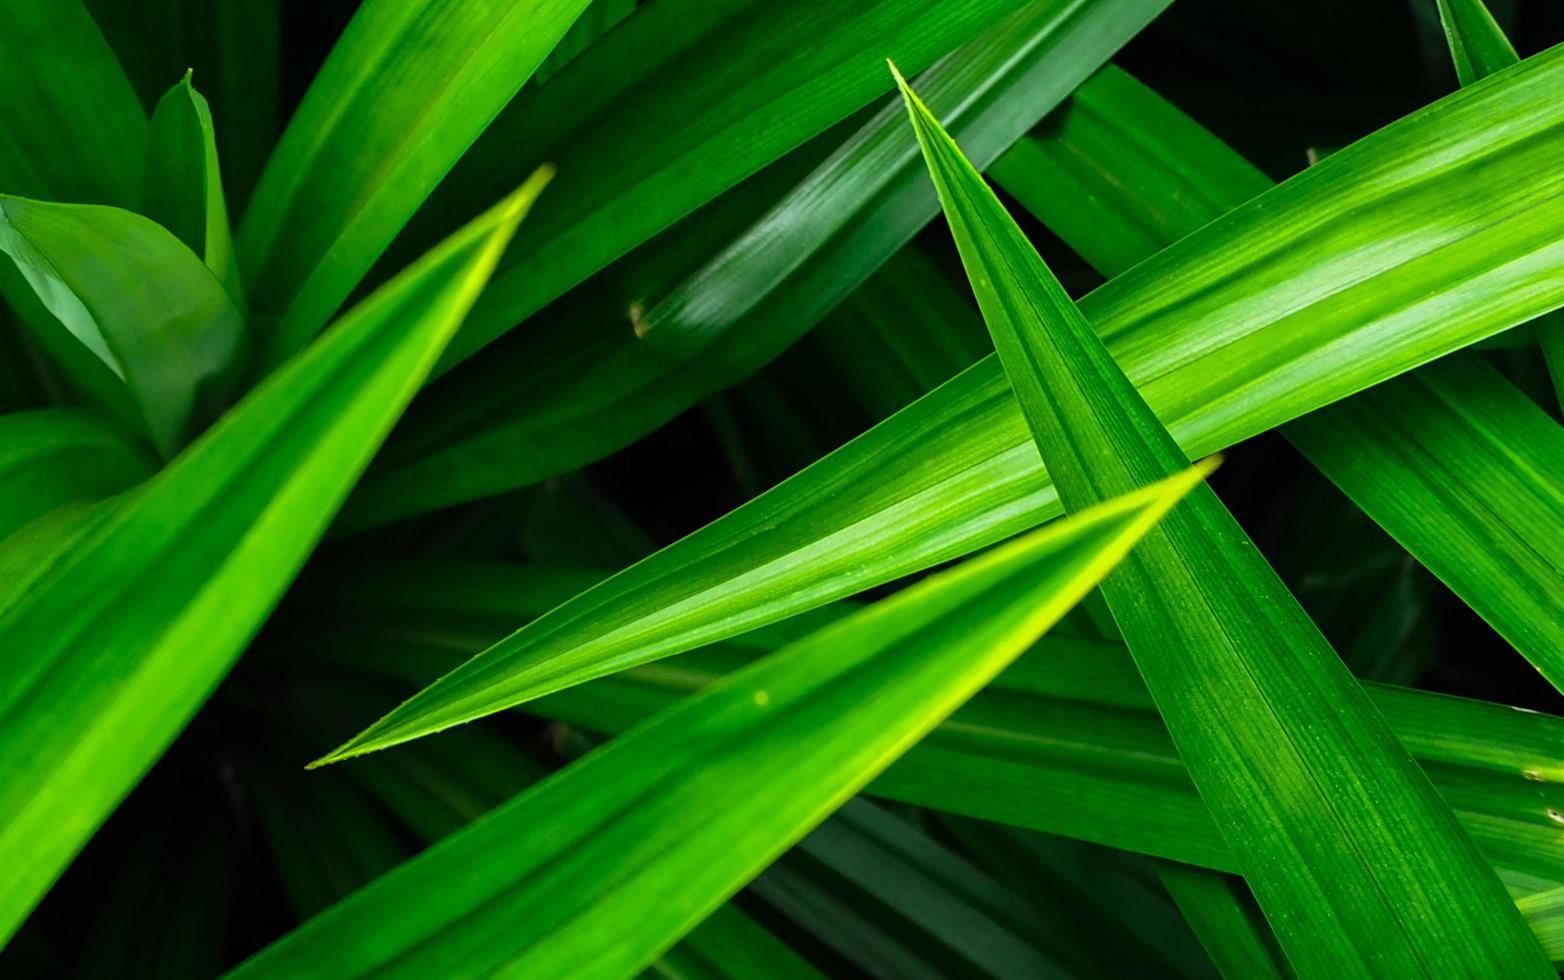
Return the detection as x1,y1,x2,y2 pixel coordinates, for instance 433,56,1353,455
0,168,548,944
235,468,1203,978
324,46,1564,757
240,0,593,363
143,71,243,305
894,63,1550,975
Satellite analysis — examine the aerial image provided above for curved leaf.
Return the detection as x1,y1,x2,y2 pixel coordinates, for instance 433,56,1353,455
0,0,146,206
0,197,247,455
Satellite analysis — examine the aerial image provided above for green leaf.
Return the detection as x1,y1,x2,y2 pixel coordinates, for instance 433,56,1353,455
232,469,1202,977
1154,863,1295,980
1436,0,1518,86
1518,888,1564,963
1288,356,1564,687
894,61,1551,975
0,408,154,543
143,71,243,306
239,0,593,365
947,820,1216,979
0,196,247,456
298,680,815,980
343,0,1166,531
990,66,1564,691
986,71,1272,281
0,0,147,206
0,168,548,945
83,0,280,210
750,800,1082,978
1433,0,1564,415
310,576,1564,933
420,0,1065,374
325,43,1564,752
631,0,1169,354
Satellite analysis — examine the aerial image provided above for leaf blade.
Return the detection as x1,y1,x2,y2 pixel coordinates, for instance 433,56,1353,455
240,467,1202,976
0,168,549,944
894,62,1551,975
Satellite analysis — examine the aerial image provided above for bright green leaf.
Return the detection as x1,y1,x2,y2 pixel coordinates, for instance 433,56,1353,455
234,469,1202,977
326,47,1564,757
0,168,548,945
893,62,1550,975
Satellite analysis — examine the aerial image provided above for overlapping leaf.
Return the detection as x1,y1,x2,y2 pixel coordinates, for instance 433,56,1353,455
240,0,593,363
325,47,1564,761
895,63,1549,974
234,467,1202,976
0,197,247,456
0,170,547,944
309,560,1564,895
989,65,1564,690
341,0,1165,531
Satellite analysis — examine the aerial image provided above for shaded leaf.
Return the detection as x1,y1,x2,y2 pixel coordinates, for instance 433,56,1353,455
0,197,247,456
143,71,243,305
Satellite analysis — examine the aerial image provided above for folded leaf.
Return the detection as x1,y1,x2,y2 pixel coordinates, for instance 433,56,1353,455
327,46,1564,758
83,0,280,210
0,196,247,456
0,0,147,206
234,469,1202,978
895,62,1550,975
143,71,243,305
0,168,548,944
240,0,592,364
